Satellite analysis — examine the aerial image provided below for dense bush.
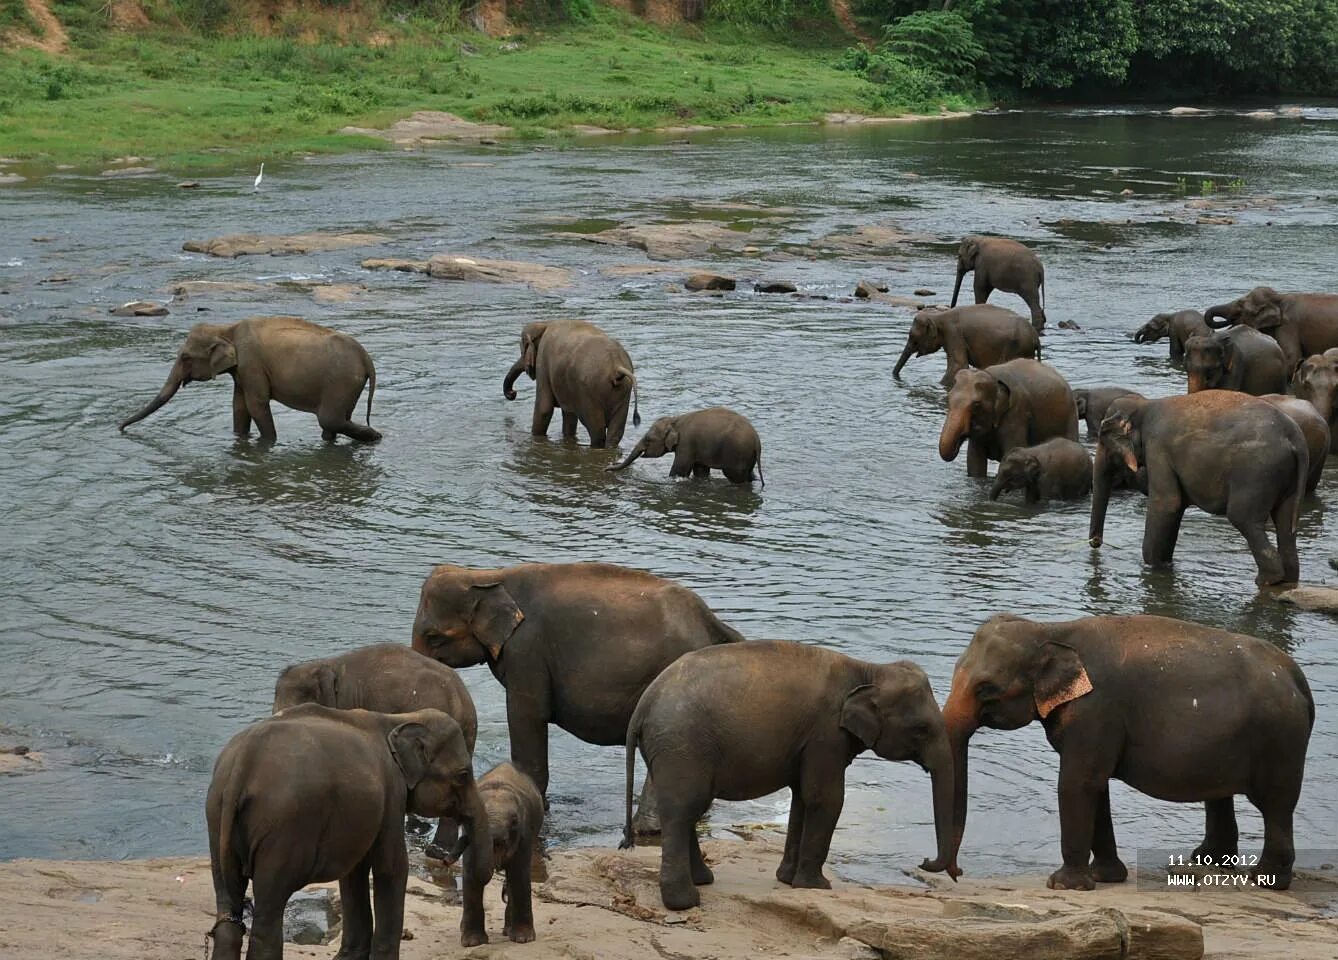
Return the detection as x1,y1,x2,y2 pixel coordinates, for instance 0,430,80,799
838,10,984,110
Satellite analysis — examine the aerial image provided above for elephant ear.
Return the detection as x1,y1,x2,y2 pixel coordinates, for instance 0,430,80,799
1073,392,1088,418
522,323,548,370
1031,642,1093,719
1022,455,1042,485
664,419,680,451
992,379,1013,428
839,684,881,750
469,582,525,660
207,337,238,377
388,721,432,789
315,664,338,705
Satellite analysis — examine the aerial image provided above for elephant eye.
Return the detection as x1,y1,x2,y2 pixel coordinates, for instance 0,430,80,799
453,770,471,786
975,680,1001,701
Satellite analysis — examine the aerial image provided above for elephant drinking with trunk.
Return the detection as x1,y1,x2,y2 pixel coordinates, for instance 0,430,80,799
118,315,380,443
623,640,956,910
989,438,1091,503
893,304,1041,386
1133,309,1209,364
206,705,490,960
412,561,744,834
502,319,639,448
607,407,763,484
936,614,1313,891
1205,286,1338,374
939,358,1079,478
951,236,1047,332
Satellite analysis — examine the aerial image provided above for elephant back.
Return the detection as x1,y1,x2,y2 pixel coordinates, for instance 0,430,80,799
989,358,1079,442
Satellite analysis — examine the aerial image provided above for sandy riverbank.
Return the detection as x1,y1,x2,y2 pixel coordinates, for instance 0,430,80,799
1,836,1335,959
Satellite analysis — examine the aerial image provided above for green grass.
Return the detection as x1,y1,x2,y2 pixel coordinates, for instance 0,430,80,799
0,5,979,172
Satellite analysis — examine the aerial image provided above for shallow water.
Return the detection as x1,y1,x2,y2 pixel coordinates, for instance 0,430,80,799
1,108,1336,886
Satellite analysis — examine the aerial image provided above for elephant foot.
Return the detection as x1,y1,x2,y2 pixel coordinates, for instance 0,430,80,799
789,868,831,890
1191,842,1239,863
424,841,452,862
660,880,700,911
207,920,245,960
1253,859,1293,891
1091,857,1129,883
322,429,336,442
691,861,715,886
460,928,489,947
333,948,370,960
1046,865,1095,891
775,860,796,885
504,922,536,943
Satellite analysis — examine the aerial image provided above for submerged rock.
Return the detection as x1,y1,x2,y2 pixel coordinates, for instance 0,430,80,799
754,281,797,294
685,273,736,292
854,280,889,298
183,232,388,258
110,301,169,317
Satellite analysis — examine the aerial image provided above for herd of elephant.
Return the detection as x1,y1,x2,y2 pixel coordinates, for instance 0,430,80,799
113,235,1332,958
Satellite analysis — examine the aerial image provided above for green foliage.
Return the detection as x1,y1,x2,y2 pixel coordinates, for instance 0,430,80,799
706,0,832,32
0,0,40,34
839,10,983,111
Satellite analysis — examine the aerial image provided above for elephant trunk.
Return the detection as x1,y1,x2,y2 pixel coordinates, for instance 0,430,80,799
502,357,526,401
1088,445,1114,546
606,442,645,472
918,727,962,879
448,780,495,880
950,265,965,308
892,339,915,378
988,476,1006,501
938,406,970,462
119,359,186,432
940,688,977,875
1187,370,1207,393
1204,303,1235,329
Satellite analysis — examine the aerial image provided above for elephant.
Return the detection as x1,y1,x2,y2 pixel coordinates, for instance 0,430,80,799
939,358,1080,478
950,235,1047,332
1183,326,1287,396
621,640,955,910
893,305,1042,386
205,705,490,960
1205,286,1338,374
411,561,744,833
451,762,544,947
1133,309,1210,364
118,315,380,443
606,407,763,484
272,643,479,861
1292,349,1338,451
1089,392,1308,586
1073,386,1144,439
502,319,640,448
989,438,1092,503
932,614,1313,891
1261,395,1330,493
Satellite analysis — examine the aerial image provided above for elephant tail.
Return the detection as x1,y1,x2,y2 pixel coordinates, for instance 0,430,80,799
614,366,640,427
755,450,765,488
620,721,638,850
1291,441,1307,534
210,786,251,934
364,352,377,426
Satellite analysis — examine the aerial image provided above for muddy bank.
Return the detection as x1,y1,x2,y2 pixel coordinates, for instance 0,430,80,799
0,838,1334,959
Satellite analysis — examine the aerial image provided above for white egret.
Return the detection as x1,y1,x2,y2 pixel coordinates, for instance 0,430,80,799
253,163,264,192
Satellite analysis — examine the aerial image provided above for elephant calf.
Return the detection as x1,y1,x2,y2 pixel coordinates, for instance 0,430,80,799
951,235,1047,332
119,315,380,444
454,762,544,947
206,705,489,960
1261,395,1330,493
935,614,1313,891
622,640,955,910
1292,349,1338,452
607,407,763,484
273,643,479,860
893,305,1041,386
990,438,1091,503
1184,326,1287,396
1133,309,1209,364
1073,386,1144,439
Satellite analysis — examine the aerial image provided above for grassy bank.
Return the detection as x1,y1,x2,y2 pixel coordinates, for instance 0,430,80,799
0,4,978,172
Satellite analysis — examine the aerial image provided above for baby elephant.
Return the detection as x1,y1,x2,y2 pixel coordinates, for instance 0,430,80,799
452,763,545,947
623,640,955,910
607,407,764,485
273,643,479,861
1073,386,1144,438
990,438,1092,503
206,705,490,960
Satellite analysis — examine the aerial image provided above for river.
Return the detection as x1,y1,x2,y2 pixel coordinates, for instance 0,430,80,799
1,107,1335,885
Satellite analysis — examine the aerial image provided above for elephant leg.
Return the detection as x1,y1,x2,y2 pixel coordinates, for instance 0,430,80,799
1023,289,1046,332
1090,788,1127,883
1194,797,1239,860
506,686,551,799
973,273,993,305
317,404,382,445
425,817,459,862
1048,760,1102,891
333,869,373,960
231,384,252,437
561,411,578,440
658,792,711,910
369,840,407,960
776,788,805,885
244,877,290,960
1226,500,1284,585
585,410,609,449
460,854,489,946
692,465,711,479
689,830,714,886
722,465,751,484
669,451,694,478
531,383,556,437
1272,495,1301,584
606,399,630,448
631,772,661,836
1142,494,1186,567
790,766,844,890
1249,778,1299,890
966,438,988,478
245,395,278,444
503,839,536,942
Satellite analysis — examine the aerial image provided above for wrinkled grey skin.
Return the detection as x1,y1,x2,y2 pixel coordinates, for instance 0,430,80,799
951,236,1047,332
941,614,1313,892
206,706,490,960
1089,392,1308,586
990,438,1092,503
624,641,956,910
502,319,639,448
453,762,545,947
1292,349,1338,452
1184,326,1287,396
1133,309,1209,364
273,643,479,861
939,359,1080,478
1205,286,1338,374
893,305,1042,386
1073,387,1144,439
607,407,763,484
1261,395,1330,493
119,316,379,444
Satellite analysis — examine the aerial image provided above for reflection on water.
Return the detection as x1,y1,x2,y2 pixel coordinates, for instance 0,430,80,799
0,109,1335,881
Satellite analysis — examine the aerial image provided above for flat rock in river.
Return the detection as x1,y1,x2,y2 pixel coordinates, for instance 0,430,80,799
183,232,388,258
109,300,169,317
340,111,512,145
425,254,572,290
1276,586,1338,613
171,280,264,298
554,221,757,260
